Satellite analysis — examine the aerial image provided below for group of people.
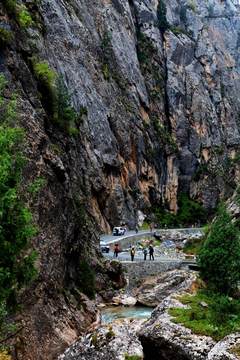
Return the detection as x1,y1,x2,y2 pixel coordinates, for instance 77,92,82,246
130,244,154,262
113,243,155,262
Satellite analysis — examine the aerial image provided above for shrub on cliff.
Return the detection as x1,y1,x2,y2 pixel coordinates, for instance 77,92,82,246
0,74,37,345
198,204,240,295
78,260,96,299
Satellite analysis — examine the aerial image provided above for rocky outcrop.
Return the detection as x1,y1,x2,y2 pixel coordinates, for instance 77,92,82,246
58,319,144,360
208,334,240,360
136,270,196,306
139,296,215,359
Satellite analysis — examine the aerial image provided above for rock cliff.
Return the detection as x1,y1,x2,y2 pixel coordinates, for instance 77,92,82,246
1,0,240,358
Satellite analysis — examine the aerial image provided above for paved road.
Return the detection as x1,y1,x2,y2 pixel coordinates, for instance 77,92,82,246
104,250,181,263
100,228,203,245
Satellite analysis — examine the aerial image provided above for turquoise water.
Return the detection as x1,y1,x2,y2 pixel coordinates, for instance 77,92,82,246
101,306,154,324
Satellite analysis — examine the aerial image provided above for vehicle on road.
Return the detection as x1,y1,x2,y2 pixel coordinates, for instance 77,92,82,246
112,227,126,236
100,241,110,253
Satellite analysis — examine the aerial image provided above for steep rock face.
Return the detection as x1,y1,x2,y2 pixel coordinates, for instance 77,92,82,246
3,0,240,233
1,0,240,359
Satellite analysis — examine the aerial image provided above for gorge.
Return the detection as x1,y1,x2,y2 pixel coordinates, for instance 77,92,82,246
0,0,240,359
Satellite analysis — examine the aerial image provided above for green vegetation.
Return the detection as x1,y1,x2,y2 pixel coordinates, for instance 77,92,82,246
16,5,33,28
77,260,96,299
105,326,115,340
55,76,80,135
0,74,37,345
154,193,207,227
124,355,142,360
198,205,240,295
3,1,33,29
32,60,82,135
169,291,240,340
28,177,46,196
151,116,177,152
183,237,204,255
136,32,164,101
157,0,169,32
0,28,13,48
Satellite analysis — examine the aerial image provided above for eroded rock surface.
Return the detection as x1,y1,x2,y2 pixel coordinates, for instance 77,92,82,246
136,270,196,306
58,319,144,360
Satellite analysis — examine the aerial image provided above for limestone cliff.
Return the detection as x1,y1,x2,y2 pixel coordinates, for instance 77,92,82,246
0,0,240,358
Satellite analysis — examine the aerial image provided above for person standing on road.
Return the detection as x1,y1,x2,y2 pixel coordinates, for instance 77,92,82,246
135,225,139,234
143,247,148,261
149,245,154,261
114,243,120,258
130,246,135,261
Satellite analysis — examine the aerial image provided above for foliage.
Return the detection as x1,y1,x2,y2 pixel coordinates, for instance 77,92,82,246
2,0,16,14
151,116,177,152
28,177,46,195
0,29,13,48
183,237,204,255
0,75,37,311
32,61,81,135
154,193,207,228
3,1,33,29
16,6,33,28
169,291,240,340
157,0,169,32
77,260,96,299
33,60,56,90
124,355,142,360
198,205,240,295
54,76,79,135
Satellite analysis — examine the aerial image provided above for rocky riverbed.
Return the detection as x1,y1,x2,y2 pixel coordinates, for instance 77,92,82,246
58,268,240,360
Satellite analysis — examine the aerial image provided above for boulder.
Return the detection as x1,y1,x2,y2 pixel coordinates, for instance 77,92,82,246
138,297,215,360
136,270,196,307
58,319,144,360
112,294,137,306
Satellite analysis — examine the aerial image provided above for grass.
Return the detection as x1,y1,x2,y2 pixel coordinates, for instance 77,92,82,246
183,237,204,255
168,291,240,341
125,355,142,360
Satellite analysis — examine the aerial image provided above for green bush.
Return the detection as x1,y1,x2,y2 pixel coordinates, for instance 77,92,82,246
32,62,81,135
154,193,207,228
0,28,13,48
0,75,37,311
54,76,79,134
2,0,16,14
198,205,240,295
78,260,96,299
3,1,33,29
16,6,33,28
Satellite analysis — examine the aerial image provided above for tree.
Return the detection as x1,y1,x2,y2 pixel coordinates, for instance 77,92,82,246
0,74,37,311
198,204,240,295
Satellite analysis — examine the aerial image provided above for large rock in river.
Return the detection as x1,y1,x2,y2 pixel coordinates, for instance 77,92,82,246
136,270,196,307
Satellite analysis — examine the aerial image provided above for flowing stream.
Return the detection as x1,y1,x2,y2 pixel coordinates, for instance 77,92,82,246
101,306,154,324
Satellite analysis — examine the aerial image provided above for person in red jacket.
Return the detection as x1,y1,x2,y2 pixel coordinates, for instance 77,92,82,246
114,243,120,258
